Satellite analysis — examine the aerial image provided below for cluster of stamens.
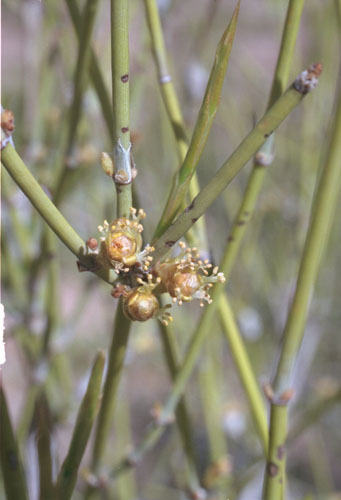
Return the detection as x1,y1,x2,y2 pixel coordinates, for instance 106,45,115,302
156,241,225,307
87,209,226,325
93,208,154,273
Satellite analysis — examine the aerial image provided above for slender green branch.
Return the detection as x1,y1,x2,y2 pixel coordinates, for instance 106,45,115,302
273,84,341,397
111,0,132,217
0,382,29,500
152,65,320,263
110,267,268,474
219,295,269,454
65,0,114,139
143,0,208,257
143,0,188,163
153,2,240,239
158,320,203,496
54,0,101,204
90,303,131,472
222,0,306,276
267,0,305,108
262,405,287,500
41,229,59,356
263,81,341,500
1,145,118,285
35,395,55,500
56,351,105,500
199,342,231,493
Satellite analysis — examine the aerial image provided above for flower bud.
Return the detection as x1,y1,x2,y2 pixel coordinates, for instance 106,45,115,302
96,208,153,272
123,289,159,322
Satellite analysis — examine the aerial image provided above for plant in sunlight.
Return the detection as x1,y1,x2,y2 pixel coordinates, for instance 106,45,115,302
1,0,340,499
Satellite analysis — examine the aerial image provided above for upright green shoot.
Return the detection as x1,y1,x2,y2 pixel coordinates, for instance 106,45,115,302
263,80,341,500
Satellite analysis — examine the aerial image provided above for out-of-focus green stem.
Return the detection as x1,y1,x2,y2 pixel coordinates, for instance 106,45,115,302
111,0,132,217
111,268,268,473
152,69,317,263
199,343,231,495
1,236,26,307
263,83,341,500
219,295,268,454
90,303,131,471
288,388,341,443
56,351,105,500
54,0,101,204
152,2,239,239
2,146,84,255
35,395,55,500
65,0,114,139
1,145,118,285
0,383,29,500
41,229,58,356
112,390,137,500
268,0,305,108
143,0,188,162
158,321,203,496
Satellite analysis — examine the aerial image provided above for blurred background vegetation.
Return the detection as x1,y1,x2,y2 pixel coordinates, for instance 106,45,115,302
1,0,341,499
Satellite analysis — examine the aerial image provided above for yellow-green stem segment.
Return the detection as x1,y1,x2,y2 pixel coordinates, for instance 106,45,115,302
143,0,209,251
90,303,131,472
0,384,29,500
1,145,118,285
54,0,101,204
56,352,105,500
111,0,132,217
219,295,268,454
263,82,341,499
152,71,318,263
152,1,240,239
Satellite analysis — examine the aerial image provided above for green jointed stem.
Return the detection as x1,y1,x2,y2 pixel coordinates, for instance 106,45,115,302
274,85,341,397
111,0,132,217
110,64,320,469
65,0,114,138
54,0,101,204
1,145,118,285
262,405,287,500
111,260,268,473
224,0,306,277
263,82,341,499
0,384,29,500
143,0,208,251
56,351,105,500
152,71,315,263
153,2,239,239
91,303,131,471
